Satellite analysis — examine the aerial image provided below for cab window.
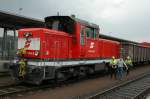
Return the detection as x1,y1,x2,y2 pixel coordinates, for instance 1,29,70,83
85,27,98,39
80,27,85,45
45,17,75,34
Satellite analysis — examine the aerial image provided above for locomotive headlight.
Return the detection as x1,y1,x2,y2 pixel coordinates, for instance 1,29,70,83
35,51,39,56
24,32,32,38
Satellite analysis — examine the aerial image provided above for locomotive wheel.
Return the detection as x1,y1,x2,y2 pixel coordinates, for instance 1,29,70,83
87,67,94,75
55,70,67,82
79,67,87,77
31,68,44,85
35,80,42,85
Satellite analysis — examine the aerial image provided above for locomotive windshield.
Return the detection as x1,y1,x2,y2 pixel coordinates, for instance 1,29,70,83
45,16,75,34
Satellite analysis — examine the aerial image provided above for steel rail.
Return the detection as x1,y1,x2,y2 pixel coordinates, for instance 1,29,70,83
86,72,150,99
0,81,57,97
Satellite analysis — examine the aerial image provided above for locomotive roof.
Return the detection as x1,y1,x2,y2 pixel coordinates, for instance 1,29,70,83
45,16,99,29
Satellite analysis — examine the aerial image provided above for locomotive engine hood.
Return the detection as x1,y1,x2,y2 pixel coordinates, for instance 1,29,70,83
17,29,41,58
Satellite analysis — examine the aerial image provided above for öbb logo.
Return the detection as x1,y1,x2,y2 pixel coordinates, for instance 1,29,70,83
90,42,94,49
24,39,31,48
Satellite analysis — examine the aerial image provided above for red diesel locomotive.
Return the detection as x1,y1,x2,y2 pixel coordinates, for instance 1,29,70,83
10,16,121,84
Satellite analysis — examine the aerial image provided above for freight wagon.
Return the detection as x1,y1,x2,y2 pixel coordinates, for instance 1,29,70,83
121,42,150,64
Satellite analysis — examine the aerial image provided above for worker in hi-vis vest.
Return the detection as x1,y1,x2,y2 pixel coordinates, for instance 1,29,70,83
109,56,117,79
125,56,133,76
18,59,26,78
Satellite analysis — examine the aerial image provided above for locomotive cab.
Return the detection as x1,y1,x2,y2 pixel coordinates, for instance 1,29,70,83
45,16,75,34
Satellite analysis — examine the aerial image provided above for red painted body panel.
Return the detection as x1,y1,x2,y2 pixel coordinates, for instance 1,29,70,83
98,39,120,58
85,38,99,58
71,23,81,58
18,28,71,59
18,23,120,60
41,32,69,59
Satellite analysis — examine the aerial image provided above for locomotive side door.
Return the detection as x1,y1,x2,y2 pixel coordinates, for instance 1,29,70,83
54,41,61,61
80,26,86,58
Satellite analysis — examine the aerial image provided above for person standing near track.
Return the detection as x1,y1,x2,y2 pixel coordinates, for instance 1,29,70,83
116,58,128,80
109,56,117,79
125,56,133,76
18,59,26,79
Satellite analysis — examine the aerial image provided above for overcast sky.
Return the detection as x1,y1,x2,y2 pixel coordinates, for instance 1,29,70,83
0,0,150,42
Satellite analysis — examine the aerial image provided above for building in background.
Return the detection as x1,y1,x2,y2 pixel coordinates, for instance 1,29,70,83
0,35,17,60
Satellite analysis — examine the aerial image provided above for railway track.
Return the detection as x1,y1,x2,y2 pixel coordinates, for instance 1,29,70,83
84,73,150,99
1,71,106,96
0,84,36,97
0,85,31,96
0,78,88,97
0,71,105,97
0,82,57,98
0,67,150,98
